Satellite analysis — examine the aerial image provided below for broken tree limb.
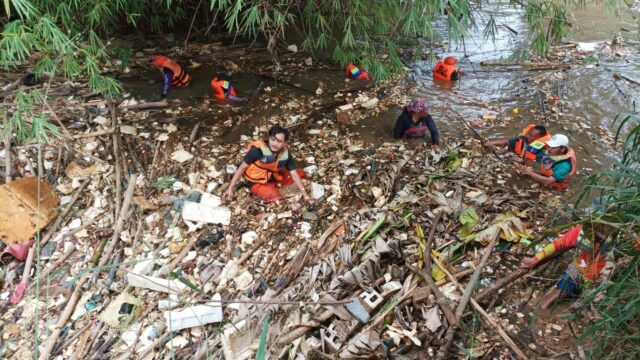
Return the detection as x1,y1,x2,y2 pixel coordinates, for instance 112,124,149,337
117,100,169,111
433,254,529,360
613,73,640,87
436,228,499,360
98,173,138,267
44,100,73,140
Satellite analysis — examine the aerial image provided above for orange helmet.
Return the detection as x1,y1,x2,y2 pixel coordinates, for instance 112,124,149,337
152,55,168,67
444,56,457,65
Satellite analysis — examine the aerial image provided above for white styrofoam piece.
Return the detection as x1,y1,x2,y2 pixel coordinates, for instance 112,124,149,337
127,273,189,294
181,202,231,225
163,294,223,332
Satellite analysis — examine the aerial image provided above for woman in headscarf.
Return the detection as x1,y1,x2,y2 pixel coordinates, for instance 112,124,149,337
393,99,440,151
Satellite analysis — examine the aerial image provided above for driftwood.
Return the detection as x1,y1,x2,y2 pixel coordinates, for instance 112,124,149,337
117,100,169,111
613,73,640,87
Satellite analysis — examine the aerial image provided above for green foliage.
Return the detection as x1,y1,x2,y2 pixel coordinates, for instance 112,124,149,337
459,207,479,237
523,0,571,56
211,0,474,81
573,112,640,358
7,89,59,144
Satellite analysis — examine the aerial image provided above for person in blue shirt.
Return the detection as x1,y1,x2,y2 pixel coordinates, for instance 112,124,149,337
516,134,577,190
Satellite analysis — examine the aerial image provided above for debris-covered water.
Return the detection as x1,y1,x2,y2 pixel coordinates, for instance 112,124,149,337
1,1,639,359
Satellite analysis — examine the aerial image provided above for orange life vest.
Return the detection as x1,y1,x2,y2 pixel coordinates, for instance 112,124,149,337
244,140,290,184
211,79,237,100
514,124,552,161
539,147,577,190
153,55,191,88
433,60,457,81
346,64,369,80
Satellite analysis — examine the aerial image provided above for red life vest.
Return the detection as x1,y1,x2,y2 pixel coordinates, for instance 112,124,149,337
153,55,191,88
211,79,237,100
244,140,290,184
433,60,457,81
346,64,369,80
514,124,552,161
539,147,577,190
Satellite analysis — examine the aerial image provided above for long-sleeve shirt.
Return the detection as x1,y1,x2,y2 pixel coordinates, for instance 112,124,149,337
161,70,174,98
393,108,440,144
533,225,607,281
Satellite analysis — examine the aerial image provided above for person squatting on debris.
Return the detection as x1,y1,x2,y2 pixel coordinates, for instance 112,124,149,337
393,99,441,151
520,224,615,309
210,76,247,102
486,124,551,165
433,56,462,81
151,55,191,98
222,126,310,204
516,134,577,190
345,63,370,80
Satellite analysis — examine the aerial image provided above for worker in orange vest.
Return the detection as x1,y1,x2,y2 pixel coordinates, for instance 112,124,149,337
151,55,191,98
211,77,246,102
520,224,614,309
346,63,370,80
516,134,577,190
433,56,461,81
486,124,551,165
222,126,310,204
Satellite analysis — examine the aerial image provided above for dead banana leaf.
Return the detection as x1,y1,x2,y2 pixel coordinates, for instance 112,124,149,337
465,212,530,244
339,330,381,359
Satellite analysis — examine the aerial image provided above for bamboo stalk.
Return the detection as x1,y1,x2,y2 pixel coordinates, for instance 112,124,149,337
98,173,138,267
432,255,529,359
436,228,499,360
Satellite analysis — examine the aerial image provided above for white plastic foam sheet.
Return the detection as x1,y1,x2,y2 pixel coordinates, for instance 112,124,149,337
181,201,231,225
163,293,223,332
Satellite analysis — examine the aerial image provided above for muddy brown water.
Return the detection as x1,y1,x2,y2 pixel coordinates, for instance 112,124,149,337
119,1,639,196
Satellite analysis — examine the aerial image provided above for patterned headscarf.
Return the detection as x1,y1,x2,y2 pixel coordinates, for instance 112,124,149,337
409,99,429,113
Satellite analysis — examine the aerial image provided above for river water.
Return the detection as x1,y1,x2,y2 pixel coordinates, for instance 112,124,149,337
350,1,639,178
121,1,640,186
